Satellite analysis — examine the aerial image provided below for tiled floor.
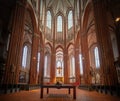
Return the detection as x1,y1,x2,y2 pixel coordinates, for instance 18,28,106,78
0,88,120,101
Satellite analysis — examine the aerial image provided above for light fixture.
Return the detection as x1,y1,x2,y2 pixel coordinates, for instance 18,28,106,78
33,56,36,60
115,17,120,22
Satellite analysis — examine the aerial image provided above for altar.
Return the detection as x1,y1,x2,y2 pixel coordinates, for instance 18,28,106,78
56,77,64,83
40,84,76,99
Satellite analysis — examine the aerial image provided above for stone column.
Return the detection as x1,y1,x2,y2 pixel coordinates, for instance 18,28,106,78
64,19,69,84
64,49,69,84
50,18,56,83
4,0,27,84
115,22,120,62
50,49,56,83
92,0,118,85
81,33,91,85
75,36,80,83
39,38,44,84
29,33,39,84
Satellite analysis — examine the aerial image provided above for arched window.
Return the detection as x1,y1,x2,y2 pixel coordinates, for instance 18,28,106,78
57,16,62,32
79,54,83,75
22,46,28,68
46,11,51,29
94,47,100,68
68,10,73,29
44,55,48,77
40,0,43,22
70,56,75,77
37,52,40,72
57,61,61,67
56,51,64,77
56,61,62,77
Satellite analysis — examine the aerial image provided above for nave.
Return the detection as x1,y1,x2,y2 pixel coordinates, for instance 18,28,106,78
0,0,120,100
0,88,120,101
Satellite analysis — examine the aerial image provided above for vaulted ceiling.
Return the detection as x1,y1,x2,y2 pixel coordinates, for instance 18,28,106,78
46,0,74,15
45,0,76,47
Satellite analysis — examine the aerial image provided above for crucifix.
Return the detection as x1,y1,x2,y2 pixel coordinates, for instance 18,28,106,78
57,66,62,74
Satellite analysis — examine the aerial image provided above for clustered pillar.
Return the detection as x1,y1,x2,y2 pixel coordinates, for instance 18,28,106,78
92,0,118,85
4,0,27,84
29,34,39,84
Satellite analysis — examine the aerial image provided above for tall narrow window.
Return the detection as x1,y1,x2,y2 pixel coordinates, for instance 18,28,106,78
22,46,28,68
37,52,40,72
40,0,43,23
56,61,62,77
94,47,100,68
72,56,75,76
57,61,61,67
46,11,51,29
44,55,48,76
57,16,62,32
79,54,83,75
56,51,64,77
68,10,73,29
70,56,75,77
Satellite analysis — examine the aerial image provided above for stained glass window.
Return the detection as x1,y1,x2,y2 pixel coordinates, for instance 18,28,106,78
22,46,28,68
68,10,73,29
46,11,51,29
79,54,83,75
94,47,100,68
57,16,62,32
37,52,40,72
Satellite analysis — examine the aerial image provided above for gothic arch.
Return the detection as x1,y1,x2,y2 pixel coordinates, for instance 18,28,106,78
66,8,73,16
44,42,52,55
56,45,64,51
55,11,65,21
46,8,54,18
82,1,92,32
67,43,74,50
45,42,53,49
26,3,38,33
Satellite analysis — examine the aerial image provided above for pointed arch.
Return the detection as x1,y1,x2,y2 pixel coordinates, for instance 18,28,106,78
26,3,38,33
56,47,64,78
67,42,74,50
55,12,65,41
57,15,62,32
68,10,73,29
56,45,64,51
45,42,53,50
82,1,92,32
46,10,52,29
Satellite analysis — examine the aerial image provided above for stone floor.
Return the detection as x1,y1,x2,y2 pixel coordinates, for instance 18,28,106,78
0,88,120,101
